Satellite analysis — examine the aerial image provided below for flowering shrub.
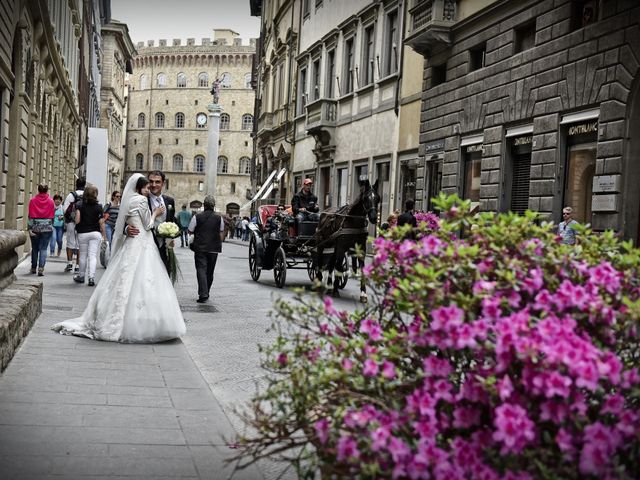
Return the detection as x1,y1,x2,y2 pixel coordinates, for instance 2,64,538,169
235,195,640,479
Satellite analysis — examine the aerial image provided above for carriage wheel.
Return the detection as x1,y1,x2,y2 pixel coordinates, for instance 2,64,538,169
273,247,287,288
249,236,261,281
336,254,349,290
307,259,317,282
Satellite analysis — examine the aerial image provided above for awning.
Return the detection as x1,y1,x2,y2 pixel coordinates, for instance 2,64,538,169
258,168,287,200
505,124,533,137
460,134,483,146
560,108,600,124
239,167,286,211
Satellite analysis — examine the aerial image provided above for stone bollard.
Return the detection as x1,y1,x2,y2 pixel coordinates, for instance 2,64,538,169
0,230,42,371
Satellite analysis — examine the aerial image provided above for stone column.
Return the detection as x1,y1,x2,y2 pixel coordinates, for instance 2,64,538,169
205,102,223,196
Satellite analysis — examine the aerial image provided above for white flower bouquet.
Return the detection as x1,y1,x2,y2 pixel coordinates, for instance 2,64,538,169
156,221,181,239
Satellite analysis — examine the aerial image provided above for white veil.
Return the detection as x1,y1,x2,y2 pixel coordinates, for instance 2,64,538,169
111,173,144,259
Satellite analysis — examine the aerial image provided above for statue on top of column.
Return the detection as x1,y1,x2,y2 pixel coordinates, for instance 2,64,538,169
210,78,221,104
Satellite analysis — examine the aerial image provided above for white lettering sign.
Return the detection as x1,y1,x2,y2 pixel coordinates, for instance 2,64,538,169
592,175,621,193
591,194,619,212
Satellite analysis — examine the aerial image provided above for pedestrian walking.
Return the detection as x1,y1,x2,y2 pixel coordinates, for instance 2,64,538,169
235,215,243,239
28,184,55,276
73,184,106,286
177,204,192,247
242,216,250,241
63,177,86,273
50,194,65,256
558,206,579,245
103,191,121,248
188,195,225,303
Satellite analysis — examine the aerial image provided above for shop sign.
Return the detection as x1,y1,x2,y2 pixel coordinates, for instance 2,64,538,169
568,121,598,136
425,139,445,153
591,194,619,212
592,175,621,193
465,144,483,153
513,135,532,146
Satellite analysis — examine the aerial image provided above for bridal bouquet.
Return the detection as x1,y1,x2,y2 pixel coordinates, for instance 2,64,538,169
156,222,182,285
157,221,181,238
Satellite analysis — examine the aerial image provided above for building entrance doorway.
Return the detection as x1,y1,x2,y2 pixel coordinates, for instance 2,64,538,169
624,76,640,245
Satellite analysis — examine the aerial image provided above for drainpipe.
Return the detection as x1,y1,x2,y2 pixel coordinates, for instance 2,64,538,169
394,0,407,117
280,1,298,203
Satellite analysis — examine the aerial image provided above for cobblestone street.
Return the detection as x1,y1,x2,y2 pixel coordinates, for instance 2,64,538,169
0,239,366,479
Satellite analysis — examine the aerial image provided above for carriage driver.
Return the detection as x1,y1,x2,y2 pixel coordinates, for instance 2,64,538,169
292,178,320,223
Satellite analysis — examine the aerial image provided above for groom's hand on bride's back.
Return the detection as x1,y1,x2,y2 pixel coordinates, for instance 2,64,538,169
125,225,140,237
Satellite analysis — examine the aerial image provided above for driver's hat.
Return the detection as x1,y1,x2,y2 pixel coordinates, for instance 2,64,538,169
303,178,313,185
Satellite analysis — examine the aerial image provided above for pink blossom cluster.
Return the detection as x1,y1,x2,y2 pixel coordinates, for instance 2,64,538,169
302,220,639,478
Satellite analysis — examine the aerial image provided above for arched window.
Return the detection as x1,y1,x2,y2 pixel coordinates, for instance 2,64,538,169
137,113,145,128
155,112,165,128
175,112,185,128
220,113,230,130
177,72,187,87
217,156,228,173
220,72,231,88
239,156,251,175
173,154,183,171
194,155,205,173
135,153,144,170
198,72,209,87
241,114,253,130
153,154,163,170
244,73,252,89
139,74,148,90
156,73,166,87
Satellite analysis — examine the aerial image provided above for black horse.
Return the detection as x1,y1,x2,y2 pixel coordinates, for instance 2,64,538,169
314,179,380,302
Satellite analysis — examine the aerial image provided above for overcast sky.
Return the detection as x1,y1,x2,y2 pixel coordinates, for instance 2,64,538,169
111,0,260,45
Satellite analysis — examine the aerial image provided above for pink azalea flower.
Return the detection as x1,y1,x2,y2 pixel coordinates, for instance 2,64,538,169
492,403,536,454
382,360,396,379
363,358,379,377
276,352,288,366
341,357,353,371
336,435,359,461
314,418,330,444
431,304,464,331
370,425,390,452
555,428,576,458
387,435,411,463
360,318,383,341
323,296,337,316
498,375,514,401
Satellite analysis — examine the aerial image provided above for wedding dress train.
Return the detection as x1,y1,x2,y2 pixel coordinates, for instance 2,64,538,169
52,191,186,343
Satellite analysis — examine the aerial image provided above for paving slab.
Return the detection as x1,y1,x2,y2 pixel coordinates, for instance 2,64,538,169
0,254,262,479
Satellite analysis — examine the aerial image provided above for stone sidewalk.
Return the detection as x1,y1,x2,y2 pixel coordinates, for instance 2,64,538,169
0,253,261,480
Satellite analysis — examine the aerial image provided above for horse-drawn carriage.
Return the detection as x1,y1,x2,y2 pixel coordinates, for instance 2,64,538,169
247,180,380,300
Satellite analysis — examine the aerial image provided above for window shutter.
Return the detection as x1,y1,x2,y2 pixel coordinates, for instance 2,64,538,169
510,155,531,214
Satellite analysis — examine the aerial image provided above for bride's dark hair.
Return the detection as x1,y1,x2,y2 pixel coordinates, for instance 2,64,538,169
135,176,149,193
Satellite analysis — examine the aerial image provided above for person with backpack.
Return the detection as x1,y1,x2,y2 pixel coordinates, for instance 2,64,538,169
62,177,86,273
27,184,55,276
73,184,106,286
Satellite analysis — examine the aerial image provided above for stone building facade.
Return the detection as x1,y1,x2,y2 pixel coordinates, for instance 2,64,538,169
125,30,256,215
0,0,92,232
252,0,425,222
100,20,135,198
409,0,640,240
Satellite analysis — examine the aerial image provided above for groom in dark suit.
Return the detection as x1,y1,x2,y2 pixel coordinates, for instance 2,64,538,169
147,171,176,274
126,170,176,275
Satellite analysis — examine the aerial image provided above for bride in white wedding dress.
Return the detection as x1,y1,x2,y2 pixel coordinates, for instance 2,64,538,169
52,174,186,343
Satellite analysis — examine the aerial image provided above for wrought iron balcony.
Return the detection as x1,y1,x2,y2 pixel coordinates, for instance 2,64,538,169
405,0,457,56
305,98,337,132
